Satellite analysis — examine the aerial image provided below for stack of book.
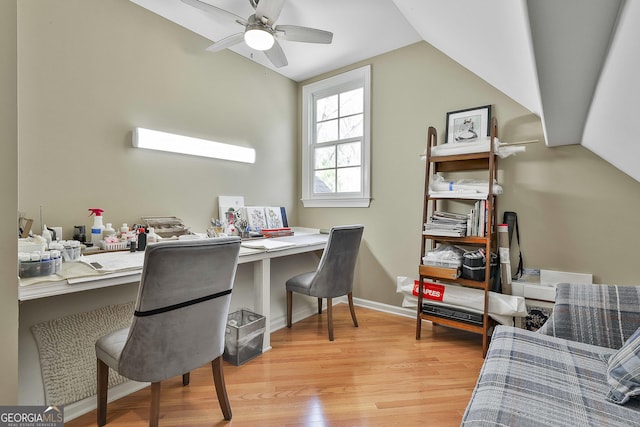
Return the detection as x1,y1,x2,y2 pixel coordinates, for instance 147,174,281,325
424,211,468,237
261,227,294,238
467,200,489,237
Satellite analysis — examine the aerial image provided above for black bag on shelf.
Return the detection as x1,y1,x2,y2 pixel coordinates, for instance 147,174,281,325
461,249,498,285
503,211,524,280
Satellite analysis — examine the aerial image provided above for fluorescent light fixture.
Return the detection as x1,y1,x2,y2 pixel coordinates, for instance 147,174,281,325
244,28,275,51
132,128,255,164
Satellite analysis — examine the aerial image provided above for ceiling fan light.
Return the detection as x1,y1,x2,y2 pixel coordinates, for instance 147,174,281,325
245,28,274,51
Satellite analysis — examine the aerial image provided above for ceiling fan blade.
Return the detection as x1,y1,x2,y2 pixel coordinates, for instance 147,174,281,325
205,32,245,52
264,39,288,68
255,0,284,26
275,25,333,44
181,0,248,26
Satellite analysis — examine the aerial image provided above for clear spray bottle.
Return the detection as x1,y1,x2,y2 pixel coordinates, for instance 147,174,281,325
88,208,105,246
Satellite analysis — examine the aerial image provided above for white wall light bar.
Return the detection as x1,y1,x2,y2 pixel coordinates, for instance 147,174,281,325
132,127,256,164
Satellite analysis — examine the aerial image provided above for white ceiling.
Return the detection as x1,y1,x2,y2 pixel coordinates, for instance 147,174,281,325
129,0,422,82
129,0,640,183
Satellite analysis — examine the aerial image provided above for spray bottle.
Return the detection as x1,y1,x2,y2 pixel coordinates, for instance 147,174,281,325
88,208,105,246
41,225,53,245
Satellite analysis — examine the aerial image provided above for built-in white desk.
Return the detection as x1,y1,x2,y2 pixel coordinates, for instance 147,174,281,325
19,231,328,352
19,230,328,420
18,231,328,425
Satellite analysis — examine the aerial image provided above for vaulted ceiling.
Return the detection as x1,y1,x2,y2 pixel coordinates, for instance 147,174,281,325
130,0,640,183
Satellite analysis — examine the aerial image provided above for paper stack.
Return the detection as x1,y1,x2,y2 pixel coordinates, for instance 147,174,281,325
424,211,467,237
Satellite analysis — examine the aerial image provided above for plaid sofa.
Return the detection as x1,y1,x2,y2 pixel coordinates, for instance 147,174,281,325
461,283,640,426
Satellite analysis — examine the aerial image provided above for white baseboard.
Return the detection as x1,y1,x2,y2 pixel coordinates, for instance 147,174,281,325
268,296,415,332
351,296,416,319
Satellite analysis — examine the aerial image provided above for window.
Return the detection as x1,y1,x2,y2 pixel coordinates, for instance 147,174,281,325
301,65,371,207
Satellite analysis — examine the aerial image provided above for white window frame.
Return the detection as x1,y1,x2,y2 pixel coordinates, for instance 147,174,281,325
301,65,371,208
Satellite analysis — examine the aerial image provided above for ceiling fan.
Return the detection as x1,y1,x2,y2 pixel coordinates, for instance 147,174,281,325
181,0,333,68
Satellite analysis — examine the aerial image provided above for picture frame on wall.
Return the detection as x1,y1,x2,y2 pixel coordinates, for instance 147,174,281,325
445,105,492,144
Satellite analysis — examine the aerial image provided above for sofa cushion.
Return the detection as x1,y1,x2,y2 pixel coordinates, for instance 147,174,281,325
607,326,640,404
537,283,640,350
462,326,640,426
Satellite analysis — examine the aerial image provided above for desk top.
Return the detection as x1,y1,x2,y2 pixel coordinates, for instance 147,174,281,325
19,231,328,301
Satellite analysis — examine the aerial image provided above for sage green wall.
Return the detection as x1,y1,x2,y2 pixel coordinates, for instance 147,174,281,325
0,0,19,404
18,0,298,238
298,42,640,306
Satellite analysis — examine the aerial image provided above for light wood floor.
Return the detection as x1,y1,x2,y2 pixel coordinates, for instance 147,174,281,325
66,305,485,427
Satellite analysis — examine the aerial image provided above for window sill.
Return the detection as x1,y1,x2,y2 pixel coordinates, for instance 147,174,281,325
301,198,371,208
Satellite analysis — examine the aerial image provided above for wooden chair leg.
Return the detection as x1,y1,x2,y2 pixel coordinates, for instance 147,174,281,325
348,292,359,327
97,359,109,426
212,356,232,420
286,290,293,328
327,297,334,341
182,372,190,386
150,382,161,427
317,298,323,315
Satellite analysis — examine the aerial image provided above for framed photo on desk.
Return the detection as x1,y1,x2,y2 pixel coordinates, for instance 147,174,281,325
265,207,284,228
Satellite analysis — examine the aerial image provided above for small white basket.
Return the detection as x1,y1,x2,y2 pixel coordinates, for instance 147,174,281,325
99,240,128,251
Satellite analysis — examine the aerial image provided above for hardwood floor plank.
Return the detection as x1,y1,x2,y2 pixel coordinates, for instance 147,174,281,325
66,305,484,426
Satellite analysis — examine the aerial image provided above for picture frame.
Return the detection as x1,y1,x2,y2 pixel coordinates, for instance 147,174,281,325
244,206,267,230
264,206,284,229
445,105,492,144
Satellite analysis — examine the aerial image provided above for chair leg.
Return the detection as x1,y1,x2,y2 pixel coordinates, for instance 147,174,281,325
317,298,323,315
212,356,232,420
182,372,190,386
97,359,109,426
327,298,334,341
348,292,359,327
150,382,161,427
286,290,293,328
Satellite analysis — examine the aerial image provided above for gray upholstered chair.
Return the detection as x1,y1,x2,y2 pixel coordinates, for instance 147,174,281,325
95,237,241,426
286,225,364,341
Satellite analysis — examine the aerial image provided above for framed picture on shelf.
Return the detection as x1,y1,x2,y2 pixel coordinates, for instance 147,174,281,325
245,206,267,230
264,206,284,229
445,105,492,144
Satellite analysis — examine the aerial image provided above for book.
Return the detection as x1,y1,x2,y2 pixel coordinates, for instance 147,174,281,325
424,210,467,237
245,207,268,230
264,206,284,228
432,211,468,222
423,230,466,237
261,227,294,238
241,239,295,251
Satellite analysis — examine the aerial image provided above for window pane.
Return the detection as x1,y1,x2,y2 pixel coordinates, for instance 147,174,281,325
317,119,338,143
314,146,335,169
316,94,338,121
314,170,336,193
340,88,363,116
337,167,361,192
339,114,363,139
337,142,361,167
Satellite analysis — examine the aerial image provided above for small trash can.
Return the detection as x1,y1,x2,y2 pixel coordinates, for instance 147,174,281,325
223,309,266,366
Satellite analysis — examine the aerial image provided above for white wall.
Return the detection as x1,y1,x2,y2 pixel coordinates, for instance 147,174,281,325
0,0,19,405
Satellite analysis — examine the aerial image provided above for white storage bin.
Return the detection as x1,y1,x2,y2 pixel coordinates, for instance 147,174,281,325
422,245,464,268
